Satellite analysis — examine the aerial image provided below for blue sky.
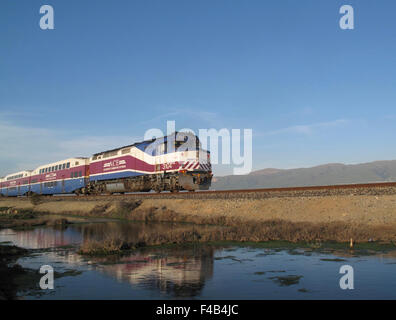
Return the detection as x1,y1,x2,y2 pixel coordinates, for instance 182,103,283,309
1,0,396,176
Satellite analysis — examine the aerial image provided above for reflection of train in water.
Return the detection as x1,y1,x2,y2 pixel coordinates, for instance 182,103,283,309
0,133,212,196
95,247,214,298
0,217,216,298
0,224,215,298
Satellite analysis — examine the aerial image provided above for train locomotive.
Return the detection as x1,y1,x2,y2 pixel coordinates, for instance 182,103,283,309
0,133,212,196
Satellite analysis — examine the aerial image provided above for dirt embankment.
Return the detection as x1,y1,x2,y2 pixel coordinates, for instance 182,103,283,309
1,191,396,243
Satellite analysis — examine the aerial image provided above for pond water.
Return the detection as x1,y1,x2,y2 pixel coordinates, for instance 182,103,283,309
1,219,396,299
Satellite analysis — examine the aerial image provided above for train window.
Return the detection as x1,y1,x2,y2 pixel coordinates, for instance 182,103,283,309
44,182,57,188
62,164,66,169
23,180,28,185
55,165,58,171
70,173,73,178
74,172,78,178
103,151,118,158
79,171,82,177
52,166,55,171
66,163,70,168
31,179,38,184
75,161,79,166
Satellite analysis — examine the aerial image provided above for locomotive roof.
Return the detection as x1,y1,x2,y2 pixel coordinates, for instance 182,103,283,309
92,132,200,156
92,138,156,156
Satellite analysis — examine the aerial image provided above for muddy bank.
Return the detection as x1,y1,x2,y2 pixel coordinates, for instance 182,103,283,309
2,193,396,243
0,208,71,230
0,244,43,300
0,243,85,300
2,193,396,225
76,219,396,253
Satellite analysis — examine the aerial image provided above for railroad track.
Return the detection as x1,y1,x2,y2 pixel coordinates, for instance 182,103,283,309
48,181,396,200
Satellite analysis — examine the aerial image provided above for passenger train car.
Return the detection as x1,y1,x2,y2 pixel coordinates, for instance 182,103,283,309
28,158,90,195
0,133,212,196
1,171,32,197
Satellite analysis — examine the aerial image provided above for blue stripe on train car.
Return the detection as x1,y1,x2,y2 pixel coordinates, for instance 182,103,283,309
29,183,41,195
30,178,86,195
1,188,8,196
90,171,144,182
4,185,30,197
19,185,30,196
63,178,86,193
4,188,17,197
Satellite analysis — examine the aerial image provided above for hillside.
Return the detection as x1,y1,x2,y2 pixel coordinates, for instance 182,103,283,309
212,160,396,190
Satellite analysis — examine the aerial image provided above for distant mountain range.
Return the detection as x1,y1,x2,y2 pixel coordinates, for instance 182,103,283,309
211,160,396,190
